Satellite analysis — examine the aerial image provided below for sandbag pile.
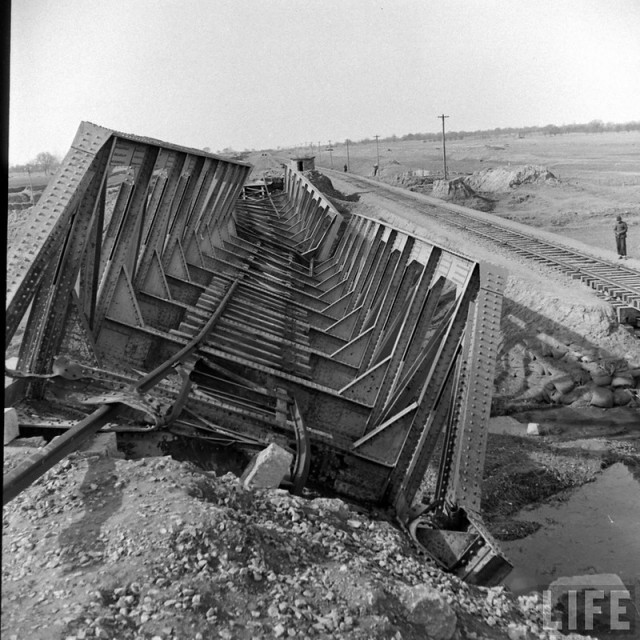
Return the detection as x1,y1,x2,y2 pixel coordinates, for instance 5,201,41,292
524,334,639,409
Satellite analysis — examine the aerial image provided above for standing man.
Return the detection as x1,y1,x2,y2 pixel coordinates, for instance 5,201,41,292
614,214,628,259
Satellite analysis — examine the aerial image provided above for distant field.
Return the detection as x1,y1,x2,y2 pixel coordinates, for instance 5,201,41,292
282,131,640,255
8,172,51,190
8,131,639,257
300,130,640,184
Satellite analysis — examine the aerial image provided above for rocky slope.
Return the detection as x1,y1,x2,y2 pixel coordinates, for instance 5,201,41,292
2,447,585,640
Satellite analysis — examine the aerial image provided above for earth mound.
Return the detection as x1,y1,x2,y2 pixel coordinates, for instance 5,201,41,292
432,177,496,212
377,160,413,182
464,165,558,194
304,171,360,202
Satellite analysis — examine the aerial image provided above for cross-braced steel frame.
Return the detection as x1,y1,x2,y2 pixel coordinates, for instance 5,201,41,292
5,122,510,584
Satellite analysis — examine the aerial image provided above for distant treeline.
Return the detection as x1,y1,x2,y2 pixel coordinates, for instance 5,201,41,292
10,151,61,175
351,120,640,146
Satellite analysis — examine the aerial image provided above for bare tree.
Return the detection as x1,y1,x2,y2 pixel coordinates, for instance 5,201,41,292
35,151,60,175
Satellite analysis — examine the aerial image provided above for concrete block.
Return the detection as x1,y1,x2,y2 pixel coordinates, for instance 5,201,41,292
241,443,293,490
526,422,552,436
4,408,19,444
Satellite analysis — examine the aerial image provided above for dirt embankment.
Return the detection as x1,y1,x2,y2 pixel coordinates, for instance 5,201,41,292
430,165,558,213
463,165,558,194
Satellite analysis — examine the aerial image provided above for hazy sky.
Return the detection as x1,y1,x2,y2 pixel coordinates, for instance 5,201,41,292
9,0,640,164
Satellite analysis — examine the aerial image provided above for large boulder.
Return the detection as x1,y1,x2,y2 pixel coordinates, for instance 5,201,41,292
398,583,457,640
4,408,19,445
241,443,293,489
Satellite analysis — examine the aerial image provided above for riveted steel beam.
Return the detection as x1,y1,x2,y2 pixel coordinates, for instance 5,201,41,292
5,123,509,584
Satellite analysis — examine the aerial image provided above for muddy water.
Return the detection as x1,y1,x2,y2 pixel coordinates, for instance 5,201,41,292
502,462,640,593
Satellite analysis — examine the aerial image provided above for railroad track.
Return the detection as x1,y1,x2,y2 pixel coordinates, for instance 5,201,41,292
325,170,640,317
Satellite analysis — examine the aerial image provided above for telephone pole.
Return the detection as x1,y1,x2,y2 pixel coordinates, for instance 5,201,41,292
374,135,380,168
327,141,334,169
346,139,350,171
437,114,449,180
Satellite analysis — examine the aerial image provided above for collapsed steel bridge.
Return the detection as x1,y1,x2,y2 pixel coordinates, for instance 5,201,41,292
5,122,509,584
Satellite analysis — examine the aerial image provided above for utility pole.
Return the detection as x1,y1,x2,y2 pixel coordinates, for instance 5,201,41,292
374,135,380,168
327,140,334,169
346,139,350,171
317,141,321,162
437,114,449,180
27,166,34,206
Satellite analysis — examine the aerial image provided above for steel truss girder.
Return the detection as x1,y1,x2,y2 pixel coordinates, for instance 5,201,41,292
5,125,509,584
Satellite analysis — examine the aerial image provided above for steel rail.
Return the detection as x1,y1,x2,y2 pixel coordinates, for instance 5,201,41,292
325,171,640,312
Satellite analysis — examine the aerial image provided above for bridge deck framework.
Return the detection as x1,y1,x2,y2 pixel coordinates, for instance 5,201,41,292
5,122,511,585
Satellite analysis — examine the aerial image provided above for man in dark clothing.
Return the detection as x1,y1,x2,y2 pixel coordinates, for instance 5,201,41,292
614,214,628,259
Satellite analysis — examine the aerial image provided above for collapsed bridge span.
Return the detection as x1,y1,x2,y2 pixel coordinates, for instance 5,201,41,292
5,122,510,584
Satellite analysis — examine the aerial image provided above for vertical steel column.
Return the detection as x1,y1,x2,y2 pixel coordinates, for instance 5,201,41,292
16,144,112,379
387,266,481,510
6,128,112,347
447,267,506,513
